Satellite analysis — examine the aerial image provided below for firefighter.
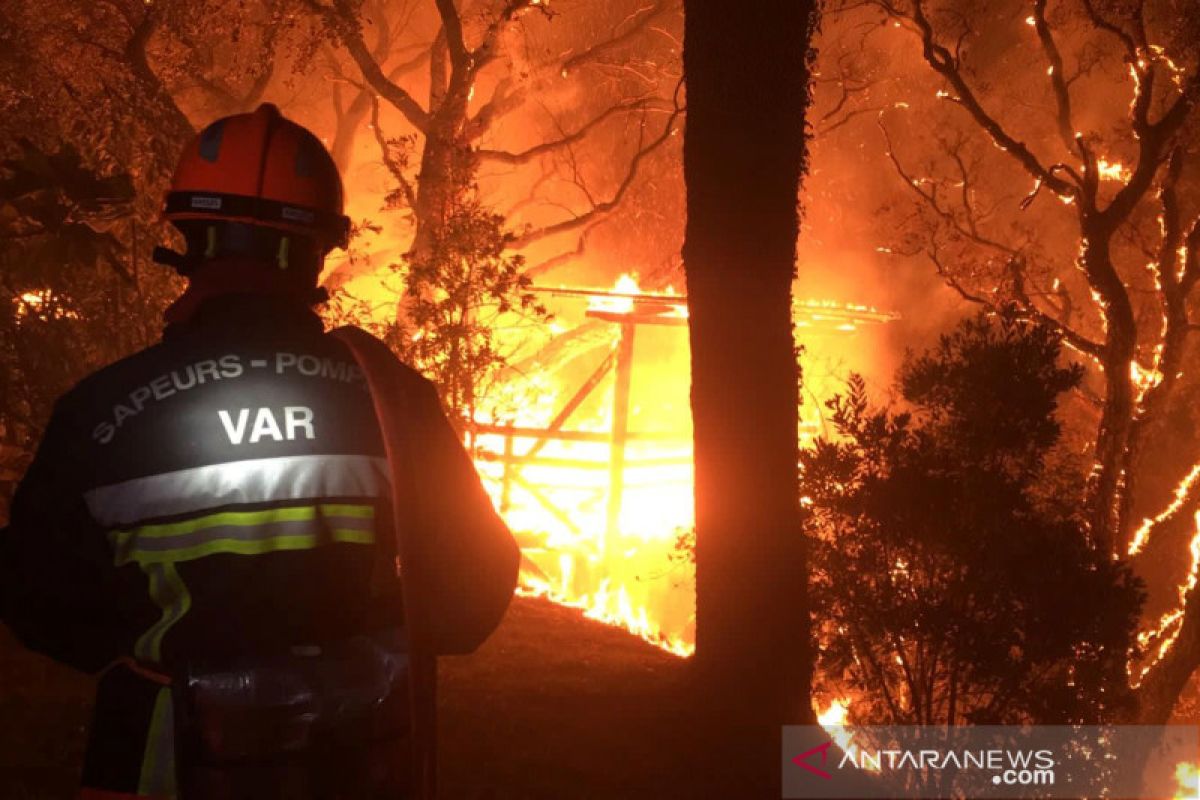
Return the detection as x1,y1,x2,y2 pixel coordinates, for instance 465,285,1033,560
0,103,519,799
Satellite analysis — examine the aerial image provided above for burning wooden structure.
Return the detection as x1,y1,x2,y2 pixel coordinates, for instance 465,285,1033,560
468,277,898,654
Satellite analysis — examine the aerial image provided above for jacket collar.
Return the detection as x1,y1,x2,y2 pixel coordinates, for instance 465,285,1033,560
163,292,326,342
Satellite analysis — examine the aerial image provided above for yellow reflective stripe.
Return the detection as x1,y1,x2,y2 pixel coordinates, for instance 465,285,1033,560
109,503,376,566
135,561,191,664
117,503,374,540
125,528,374,565
138,686,177,797
320,503,375,518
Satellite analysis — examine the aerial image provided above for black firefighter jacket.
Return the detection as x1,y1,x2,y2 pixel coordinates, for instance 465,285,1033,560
0,294,519,797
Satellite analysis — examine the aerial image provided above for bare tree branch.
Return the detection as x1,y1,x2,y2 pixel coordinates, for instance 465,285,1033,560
509,86,682,249
478,97,671,165
432,0,467,66
1032,0,1094,180
121,1,194,138
300,0,430,132
927,246,991,306
882,0,1079,198
468,0,677,139
1080,0,1138,60
879,118,1105,358
474,0,543,69
1008,257,1106,358
879,118,1016,255
328,44,431,169
523,221,603,279
369,93,417,212
561,0,674,75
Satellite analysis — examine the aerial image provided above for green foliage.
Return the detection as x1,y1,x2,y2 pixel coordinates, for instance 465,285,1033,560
394,197,549,420
804,313,1144,725
326,196,549,421
899,311,1086,478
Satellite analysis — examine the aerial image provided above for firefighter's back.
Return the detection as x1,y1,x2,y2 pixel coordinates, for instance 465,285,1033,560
51,295,409,799
75,294,395,668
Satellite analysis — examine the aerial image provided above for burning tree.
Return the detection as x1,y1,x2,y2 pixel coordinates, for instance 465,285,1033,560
293,0,686,417
819,0,1200,724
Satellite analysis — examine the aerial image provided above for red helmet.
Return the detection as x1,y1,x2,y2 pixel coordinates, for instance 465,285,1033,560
163,103,350,253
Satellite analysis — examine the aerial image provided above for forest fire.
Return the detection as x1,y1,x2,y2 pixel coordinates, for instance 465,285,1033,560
9,0,1200,795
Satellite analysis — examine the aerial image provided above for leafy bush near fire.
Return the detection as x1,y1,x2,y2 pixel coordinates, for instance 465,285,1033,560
325,195,549,423
397,198,549,420
804,313,1144,725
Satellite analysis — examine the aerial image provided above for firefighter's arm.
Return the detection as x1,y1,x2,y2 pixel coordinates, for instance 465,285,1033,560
0,402,121,672
405,376,520,655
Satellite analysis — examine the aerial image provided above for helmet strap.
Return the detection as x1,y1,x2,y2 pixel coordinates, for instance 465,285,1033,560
277,236,291,270
167,220,323,277
204,225,218,258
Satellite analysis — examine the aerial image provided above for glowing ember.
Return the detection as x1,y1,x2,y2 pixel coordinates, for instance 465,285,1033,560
1097,159,1132,182
14,289,77,321
818,696,849,728
816,698,855,763
816,697,882,772
1129,464,1200,556
1175,761,1199,800
1131,358,1165,397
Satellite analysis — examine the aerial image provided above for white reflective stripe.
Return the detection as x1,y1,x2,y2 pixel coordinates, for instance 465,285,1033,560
84,454,391,528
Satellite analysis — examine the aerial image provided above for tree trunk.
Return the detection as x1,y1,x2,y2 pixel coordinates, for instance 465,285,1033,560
1135,589,1200,725
1081,226,1138,556
410,109,468,257
682,0,817,790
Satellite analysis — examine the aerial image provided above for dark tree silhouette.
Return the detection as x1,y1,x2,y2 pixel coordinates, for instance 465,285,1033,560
0,142,180,511
805,314,1144,727
682,0,818,759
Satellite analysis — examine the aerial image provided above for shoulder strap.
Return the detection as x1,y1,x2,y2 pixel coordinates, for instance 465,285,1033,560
330,325,437,800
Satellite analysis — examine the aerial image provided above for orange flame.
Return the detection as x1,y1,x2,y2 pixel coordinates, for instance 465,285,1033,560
1134,512,1200,683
